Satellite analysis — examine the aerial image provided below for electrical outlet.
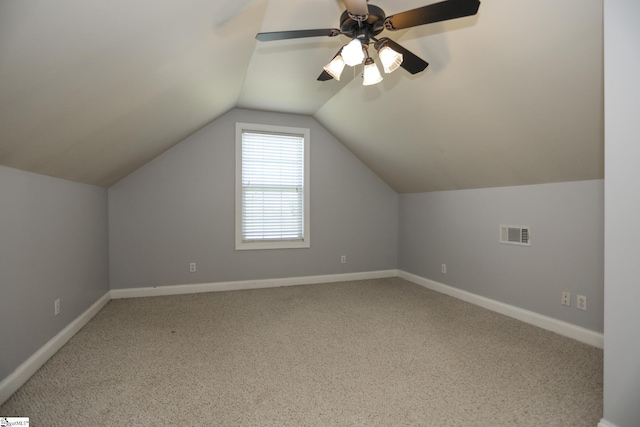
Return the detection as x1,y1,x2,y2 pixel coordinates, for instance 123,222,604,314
441,264,446,274
54,299,60,316
189,262,196,273
577,295,587,310
340,255,346,264
561,292,571,307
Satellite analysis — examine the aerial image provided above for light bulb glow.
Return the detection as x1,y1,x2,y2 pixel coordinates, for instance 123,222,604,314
323,55,346,80
378,46,403,74
341,39,365,67
362,58,383,86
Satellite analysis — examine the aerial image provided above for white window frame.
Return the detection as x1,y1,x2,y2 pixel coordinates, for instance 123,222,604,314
235,122,310,250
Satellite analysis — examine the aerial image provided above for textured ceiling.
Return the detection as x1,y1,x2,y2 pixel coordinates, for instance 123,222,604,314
0,0,603,192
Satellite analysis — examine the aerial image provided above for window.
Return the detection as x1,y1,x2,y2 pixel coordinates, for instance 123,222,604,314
235,123,310,250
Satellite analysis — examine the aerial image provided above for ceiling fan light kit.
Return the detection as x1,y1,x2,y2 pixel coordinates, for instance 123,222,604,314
378,44,403,74
323,55,346,80
256,0,480,86
323,39,399,85
342,38,366,66
362,57,383,86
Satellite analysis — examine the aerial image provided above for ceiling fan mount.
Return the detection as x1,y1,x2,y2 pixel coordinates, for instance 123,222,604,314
255,0,480,84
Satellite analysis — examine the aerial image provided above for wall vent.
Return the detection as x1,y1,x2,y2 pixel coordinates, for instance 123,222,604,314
500,225,531,246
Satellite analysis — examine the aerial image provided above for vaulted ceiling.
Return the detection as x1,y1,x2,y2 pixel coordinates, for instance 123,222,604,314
0,0,603,193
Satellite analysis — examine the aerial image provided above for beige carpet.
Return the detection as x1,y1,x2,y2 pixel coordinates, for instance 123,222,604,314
1,278,602,426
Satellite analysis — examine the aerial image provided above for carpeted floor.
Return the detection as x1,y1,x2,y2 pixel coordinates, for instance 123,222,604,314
1,278,603,426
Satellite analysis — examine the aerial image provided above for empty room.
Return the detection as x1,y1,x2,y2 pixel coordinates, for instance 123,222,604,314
1,0,638,426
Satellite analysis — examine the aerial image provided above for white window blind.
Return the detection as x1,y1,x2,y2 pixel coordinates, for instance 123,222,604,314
241,130,305,243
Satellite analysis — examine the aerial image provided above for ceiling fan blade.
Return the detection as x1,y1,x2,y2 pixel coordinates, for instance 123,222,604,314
256,28,340,42
318,70,334,81
379,38,429,74
384,0,480,31
343,0,369,17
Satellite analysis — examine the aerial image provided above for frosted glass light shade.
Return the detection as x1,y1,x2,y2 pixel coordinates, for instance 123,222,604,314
362,58,383,86
342,39,365,66
323,55,346,80
378,46,403,74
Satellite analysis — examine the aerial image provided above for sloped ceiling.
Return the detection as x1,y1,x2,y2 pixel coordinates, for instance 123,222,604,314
0,0,603,192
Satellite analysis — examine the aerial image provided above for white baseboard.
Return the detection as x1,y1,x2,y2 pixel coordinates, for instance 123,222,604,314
110,269,399,299
0,291,111,405
398,271,604,349
598,420,619,427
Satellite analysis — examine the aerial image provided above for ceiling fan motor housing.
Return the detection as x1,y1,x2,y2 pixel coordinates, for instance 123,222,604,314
340,4,386,42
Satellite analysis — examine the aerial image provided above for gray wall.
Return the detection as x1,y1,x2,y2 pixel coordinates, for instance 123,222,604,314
108,108,398,289
398,180,604,332
0,166,109,381
603,1,640,425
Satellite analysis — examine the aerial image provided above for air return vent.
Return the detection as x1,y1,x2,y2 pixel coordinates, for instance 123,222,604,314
500,225,531,246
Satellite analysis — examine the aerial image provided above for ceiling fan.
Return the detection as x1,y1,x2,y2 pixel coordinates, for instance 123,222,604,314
255,0,481,85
